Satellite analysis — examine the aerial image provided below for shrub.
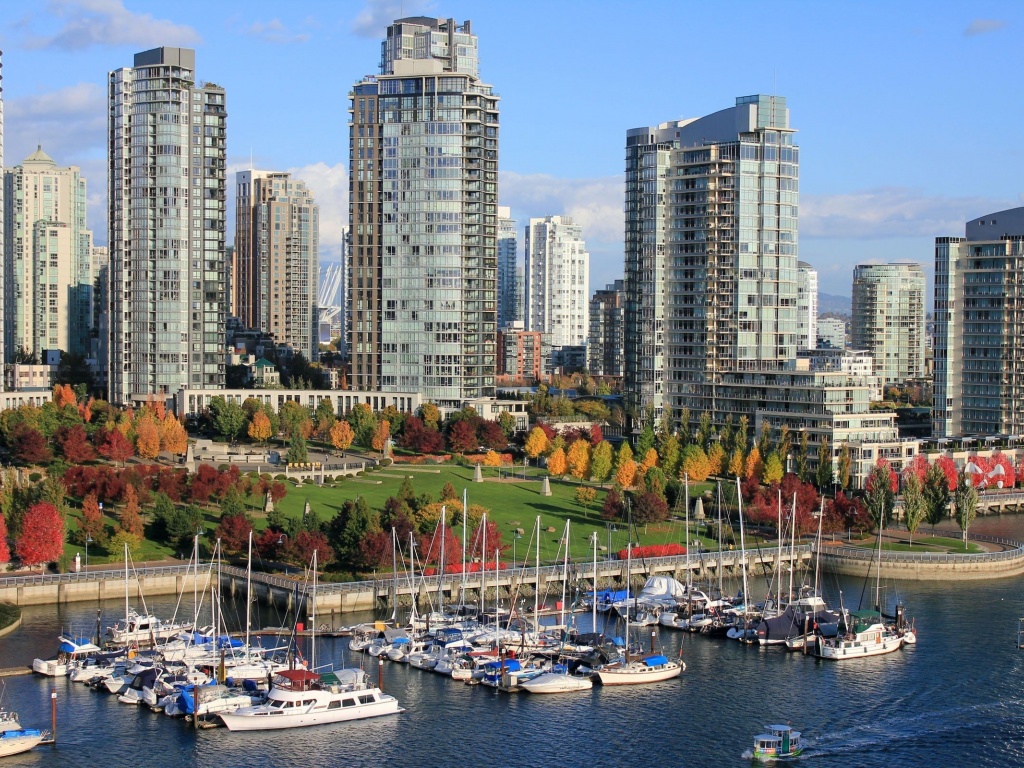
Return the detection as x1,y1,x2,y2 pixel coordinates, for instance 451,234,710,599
275,474,287,481
615,543,686,560
29,472,42,483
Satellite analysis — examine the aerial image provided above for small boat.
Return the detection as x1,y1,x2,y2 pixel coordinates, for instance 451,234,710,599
32,636,103,677
815,610,903,660
519,663,593,694
218,669,402,731
592,654,684,686
0,705,47,758
108,610,194,646
752,724,803,761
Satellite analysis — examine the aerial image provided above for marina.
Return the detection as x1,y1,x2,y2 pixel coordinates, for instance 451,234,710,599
1,514,1024,765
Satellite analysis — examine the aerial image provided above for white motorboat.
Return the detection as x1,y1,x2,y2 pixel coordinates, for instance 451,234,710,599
163,683,263,717
520,667,593,694
218,669,402,731
32,636,103,677
659,611,689,630
108,610,194,646
815,610,904,660
0,708,20,733
0,727,46,758
592,654,684,685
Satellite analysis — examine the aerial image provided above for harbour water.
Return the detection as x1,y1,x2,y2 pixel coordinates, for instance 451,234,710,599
3,516,1024,767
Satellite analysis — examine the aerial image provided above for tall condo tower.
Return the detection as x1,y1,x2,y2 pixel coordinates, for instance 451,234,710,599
497,205,520,328
235,170,319,360
851,262,925,385
934,208,1024,437
626,95,799,423
524,215,590,348
796,261,818,350
108,47,227,404
349,17,499,407
4,147,94,361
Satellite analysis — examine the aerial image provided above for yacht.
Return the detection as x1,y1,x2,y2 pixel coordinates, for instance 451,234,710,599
218,669,402,731
592,654,684,685
815,610,904,660
107,610,194,646
32,636,103,677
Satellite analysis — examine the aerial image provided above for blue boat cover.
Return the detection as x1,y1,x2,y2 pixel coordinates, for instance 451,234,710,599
0,729,42,739
483,659,522,672
58,637,91,653
643,655,669,667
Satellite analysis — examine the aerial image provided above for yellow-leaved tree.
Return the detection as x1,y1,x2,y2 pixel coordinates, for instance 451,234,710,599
329,420,354,454
614,458,638,489
248,411,273,445
524,427,550,461
134,416,161,460
638,447,659,475
680,445,711,482
567,439,591,483
547,447,568,478
707,442,726,476
745,446,763,481
728,449,745,477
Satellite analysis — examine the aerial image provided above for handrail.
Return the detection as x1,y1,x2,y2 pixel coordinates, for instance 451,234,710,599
815,528,1024,565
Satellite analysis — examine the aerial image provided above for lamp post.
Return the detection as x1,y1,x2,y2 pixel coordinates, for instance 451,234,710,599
606,523,617,561
513,531,522,571
277,533,288,574
85,536,93,570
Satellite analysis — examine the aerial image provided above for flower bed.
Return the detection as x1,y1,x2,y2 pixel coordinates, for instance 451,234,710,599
614,543,687,560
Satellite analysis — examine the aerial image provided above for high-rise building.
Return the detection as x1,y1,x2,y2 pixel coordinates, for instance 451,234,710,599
90,245,109,391
108,47,227,404
349,17,498,406
0,50,5,389
524,215,589,348
851,262,926,385
3,146,94,361
496,323,543,384
588,280,625,376
817,317,847,349
796,261,818,350
627,95,799,423
235,170,319,360
934,208,1024,437
497,206,521,328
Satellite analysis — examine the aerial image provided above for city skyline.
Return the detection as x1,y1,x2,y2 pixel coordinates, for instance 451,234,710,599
2,1,1022,296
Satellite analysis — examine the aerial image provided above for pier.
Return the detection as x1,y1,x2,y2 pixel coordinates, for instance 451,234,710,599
0,546,812,615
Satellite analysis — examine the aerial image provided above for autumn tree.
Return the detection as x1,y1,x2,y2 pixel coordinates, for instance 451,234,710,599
727,449,745,478
329,420,354,455
161,416,189,455
795,430,810,481
245,410,272,445
16,501,65,568
547,447,568,478
567,439,591,483
420,402,441,431
744,446,763,481
135,416,161,460
680,444,711,483
695,411,713,450
80,492,105,544
901,472,926,546
614,458,638,488
613,441,634,478
633,491,669,524
371,420,391,456
118,484,145,538
98,429,134,467
447,420,477,454
59,424,96,463
590,441,614,484
815,438,833,491
864,459,896,531
483,450,502,472
215,510,254,555
762,452,784,485
13,424,52,466
837,443,852,490
524,427,550,461
575,486,597,515
53,383,77,409
659,434,681,478
0,512,9,563
638,448,659,476
707,442,726,476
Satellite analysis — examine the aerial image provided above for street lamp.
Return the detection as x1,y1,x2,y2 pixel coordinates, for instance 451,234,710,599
85,536,93,570
606,523,617,561
512,531,522,571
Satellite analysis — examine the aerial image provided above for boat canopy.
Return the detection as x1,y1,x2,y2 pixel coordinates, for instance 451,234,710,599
643,655,669,667
483,659,522,672
59,638,100,654
638,577,687,602
592,589,630,603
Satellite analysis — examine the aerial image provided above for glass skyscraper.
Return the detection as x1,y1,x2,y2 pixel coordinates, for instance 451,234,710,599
626,95,799,423
851,262,926,386
108,47,227,404
349,17,498,406
497,205,520,328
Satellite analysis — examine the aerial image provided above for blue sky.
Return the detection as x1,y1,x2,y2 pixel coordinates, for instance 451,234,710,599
3,0,1023,297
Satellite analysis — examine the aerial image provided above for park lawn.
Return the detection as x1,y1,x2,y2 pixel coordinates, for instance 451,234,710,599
272,465,716,564
879,536,983,554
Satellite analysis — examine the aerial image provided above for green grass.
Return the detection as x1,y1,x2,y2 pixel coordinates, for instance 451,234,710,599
0,602,20,631
849,535,984,554
274,465,715,563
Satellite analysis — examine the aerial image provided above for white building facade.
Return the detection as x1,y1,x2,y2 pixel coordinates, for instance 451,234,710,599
524,215,590,348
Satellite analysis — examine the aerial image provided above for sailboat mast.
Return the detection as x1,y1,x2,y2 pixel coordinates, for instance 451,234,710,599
684,473,690,593
789,494,797,603
717,482,723,597
736,477,749,623
481,512,487,626
439,505,446,610
124,542,130,627
193,534,199,630
625,538,631,661
461,490,468,605
814,497,824,598
311,549,317,672
559,520,570,629
534,516,540,631
776,489,782,602
245,530,253,652
592,532,598,634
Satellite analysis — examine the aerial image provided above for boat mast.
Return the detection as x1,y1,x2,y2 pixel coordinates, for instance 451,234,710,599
124,541,129,628
789,493,797,604
776,488,782,604
311,549,318,672
559,520,570,629
245,529,253,654
461,489,468,606
391,528,398,622
624,537,631,662
814,496,824,597
591,532,598,635
736,477,749,626
717,482,723,597
534,516,541,631
684,473,691,595
193,534,200,631
439,505,446,612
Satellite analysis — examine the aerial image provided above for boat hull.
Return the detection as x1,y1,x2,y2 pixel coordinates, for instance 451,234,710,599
0,732,45,757
817,634,902,660
520,673,593,694
593,662,683,686
31,659,67,677
218,696,402,731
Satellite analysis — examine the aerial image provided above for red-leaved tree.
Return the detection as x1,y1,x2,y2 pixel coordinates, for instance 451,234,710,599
289,530,334,567
13,425,52,466
214,511,253,555
80,492,105,543
59,424,97,463
98,429,134,467
446,420,477,454
0,512,10,563
934,455,959,491
16,502,65,568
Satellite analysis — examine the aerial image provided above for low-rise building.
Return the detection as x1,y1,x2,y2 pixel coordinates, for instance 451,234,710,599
497,324,544,384
4,363,57,391
174,388,422,420
798,348,881,400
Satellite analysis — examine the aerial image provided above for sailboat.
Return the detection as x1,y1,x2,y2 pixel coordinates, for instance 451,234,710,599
591,528,684,685
219,550,404,730
108,543,193,645
726,477,758,643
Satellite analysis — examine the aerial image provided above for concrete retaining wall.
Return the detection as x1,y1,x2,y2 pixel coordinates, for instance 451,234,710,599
0,572,215,607
818,552,1024,580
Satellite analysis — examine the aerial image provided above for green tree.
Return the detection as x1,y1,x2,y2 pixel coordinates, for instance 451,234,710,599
864,460,895,531
497,411,516,439
756,420,772,458
591,441,614,484
762,452,784,485
735,415,749,456
208,396,246,439
635,423,656,462
575,486,597,515
678,408,692,446
613,441,634,478
327,497,377,571
286,431,309,464
795,430,810,481
695,412,713,451
901,472,926,547
815,438,833,491
314,398,336,426
837,442,852,490
923,461,951,532
280,401,312,440
659,433,681,478
221,485,246,518
347,403,378,447
953,470,979,548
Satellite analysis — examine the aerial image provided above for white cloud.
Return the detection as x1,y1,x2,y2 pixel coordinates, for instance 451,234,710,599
242,18,311,45
5,82,107,164
22,0,200,50
965,18,1006,37
285,162,350,261
350,0,434,38
801,187,1013,239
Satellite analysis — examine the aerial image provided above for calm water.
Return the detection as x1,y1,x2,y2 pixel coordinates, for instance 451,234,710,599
3,517,1024,767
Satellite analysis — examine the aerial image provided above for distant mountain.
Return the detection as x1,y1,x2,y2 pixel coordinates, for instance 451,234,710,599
818,292,851,317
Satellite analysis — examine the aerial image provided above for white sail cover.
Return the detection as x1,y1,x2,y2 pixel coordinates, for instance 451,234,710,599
638,577,687,606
